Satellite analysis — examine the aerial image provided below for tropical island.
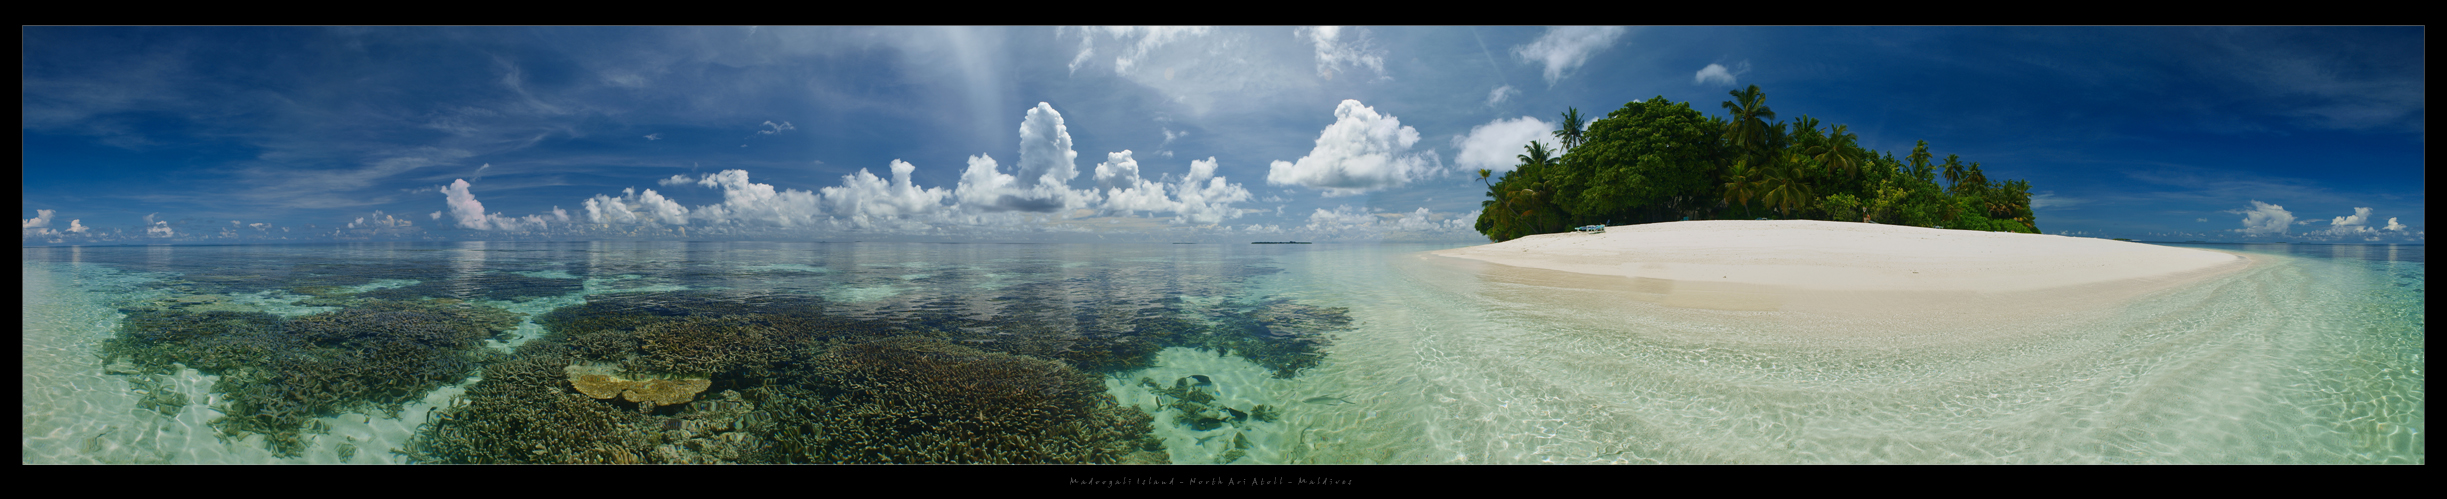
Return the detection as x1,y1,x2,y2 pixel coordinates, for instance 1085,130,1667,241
1476,85,2036,241
1444,86,2247,319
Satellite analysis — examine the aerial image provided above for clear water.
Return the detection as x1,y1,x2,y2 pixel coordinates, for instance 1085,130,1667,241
20,241,2423,464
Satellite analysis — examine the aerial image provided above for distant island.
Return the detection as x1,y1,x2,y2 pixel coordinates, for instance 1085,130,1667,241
1251,241,1312,245
1476,85,2038,242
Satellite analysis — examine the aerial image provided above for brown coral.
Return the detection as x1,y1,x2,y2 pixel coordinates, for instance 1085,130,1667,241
623,378,711,406
563,364,710,407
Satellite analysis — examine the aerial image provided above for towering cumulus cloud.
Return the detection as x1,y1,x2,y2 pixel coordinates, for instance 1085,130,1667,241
821,160,953,228
442,179,553,231
955,102,1100,213
1268,100,1439,196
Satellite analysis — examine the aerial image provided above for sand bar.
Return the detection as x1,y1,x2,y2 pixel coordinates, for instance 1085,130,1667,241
1429,220,2250,316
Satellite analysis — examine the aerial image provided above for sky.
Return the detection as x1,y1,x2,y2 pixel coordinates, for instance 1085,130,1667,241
21,26,2425,245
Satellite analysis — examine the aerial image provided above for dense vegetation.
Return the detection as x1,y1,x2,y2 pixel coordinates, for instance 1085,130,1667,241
1476,85,2038,242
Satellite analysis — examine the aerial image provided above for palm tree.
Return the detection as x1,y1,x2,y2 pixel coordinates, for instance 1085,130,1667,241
1720,85,1777,165
1906,141,1935,183
1756,154,1815,219
1518,140,1556,169
1813,123,1862,180
1553,108,1587,151
1721,157,1761,217
1940,154,1965,194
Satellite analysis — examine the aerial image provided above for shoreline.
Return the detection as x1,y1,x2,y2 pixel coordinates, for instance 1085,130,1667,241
1426,221,2255,327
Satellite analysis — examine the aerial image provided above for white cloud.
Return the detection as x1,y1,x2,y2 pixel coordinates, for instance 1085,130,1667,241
657,174,695,187
22,209,54,230
431,211,442,220
1295,26,1387,81
820,160,954,228
2384,217,2406,231
1070,26,1215,75
441,179,554,232
67,219,88,233
2230,200,2295,236
644,133,662,141
147,221,174,238
757,120,795,135
582,187,691,226
1694,61,1750,86
1300,205,1482,240
2330,207,2373,229
1170,157,1254,225
1451,116,1557,173
442,179,494,230
1486,85,1518,108
1268,100,1439,196
953,103,1101,213
1515,26,1627,85
691,169,825,227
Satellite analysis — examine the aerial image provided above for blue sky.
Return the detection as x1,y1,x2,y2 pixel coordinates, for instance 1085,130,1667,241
21,26,2425,245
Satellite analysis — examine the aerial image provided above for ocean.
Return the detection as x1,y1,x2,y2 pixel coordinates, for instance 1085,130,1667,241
19,240,2424,464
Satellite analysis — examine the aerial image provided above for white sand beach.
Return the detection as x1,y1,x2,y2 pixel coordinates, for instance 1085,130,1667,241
1428,221,2250,326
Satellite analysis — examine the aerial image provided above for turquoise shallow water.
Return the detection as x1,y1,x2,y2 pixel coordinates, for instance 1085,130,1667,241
20,241,2424,464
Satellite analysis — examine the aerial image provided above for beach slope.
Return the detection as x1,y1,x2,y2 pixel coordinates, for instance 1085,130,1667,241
1428,220,2248,315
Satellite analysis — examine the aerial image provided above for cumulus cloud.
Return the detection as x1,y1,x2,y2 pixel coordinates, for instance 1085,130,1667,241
22,209,55,230
1694,61,1750,86
67,219,88,233
2384,217,2406,231
443,179,494,230
953,103,1101,213
1486,85,1518,108
1268,100,1440,196
657,174,695,187
1296,26,1387,81
2330,207,2374,229
1515,26,1627,85
441,180,554,232
820,160,954,228
1451,116,1558,173
2230,200,2295,236
691,169,825,227
583,187,691,226
1169,157,1254,225
147,221,174,238
1082,151,1255,224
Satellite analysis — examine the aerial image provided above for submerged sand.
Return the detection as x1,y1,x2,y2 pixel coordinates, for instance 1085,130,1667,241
1429,221,2250,320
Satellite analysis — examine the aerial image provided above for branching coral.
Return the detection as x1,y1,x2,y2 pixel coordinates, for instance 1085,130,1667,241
752,338,1161,464
104,298,516,458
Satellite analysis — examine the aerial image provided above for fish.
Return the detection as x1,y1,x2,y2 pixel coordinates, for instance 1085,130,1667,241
1222,406,1248,422
1188,375,1213,386
1302,396,1353,405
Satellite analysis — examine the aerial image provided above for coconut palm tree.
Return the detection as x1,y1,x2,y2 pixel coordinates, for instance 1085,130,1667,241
1720,85,1777,165
1940,154,1966,194
1814,124,1863,180
1721,157,1761,217
1756,154,1815,219
1553,108,1587,151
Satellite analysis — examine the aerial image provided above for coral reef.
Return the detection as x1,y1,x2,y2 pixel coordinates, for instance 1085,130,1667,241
400,354,658,464
101,298,516,457
754,338,1162,464
563,364,712,407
